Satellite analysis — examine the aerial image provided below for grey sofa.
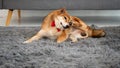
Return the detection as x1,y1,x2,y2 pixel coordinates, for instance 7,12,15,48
1,0,120,26
0,0,2,9
2,0,120,10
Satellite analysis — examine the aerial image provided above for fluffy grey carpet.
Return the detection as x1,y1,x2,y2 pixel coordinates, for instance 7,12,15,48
0,25,120,68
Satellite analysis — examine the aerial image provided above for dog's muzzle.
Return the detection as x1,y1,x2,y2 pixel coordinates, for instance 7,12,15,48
63,25,69,29
60,22,72,29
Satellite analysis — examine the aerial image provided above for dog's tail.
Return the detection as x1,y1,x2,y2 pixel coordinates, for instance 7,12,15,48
87,26,106,38
91,29,105,38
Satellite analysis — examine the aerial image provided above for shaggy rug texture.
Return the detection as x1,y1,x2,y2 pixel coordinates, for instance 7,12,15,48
0,25,120,68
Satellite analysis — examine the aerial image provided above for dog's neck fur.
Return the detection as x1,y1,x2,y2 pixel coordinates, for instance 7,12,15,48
41,11,56,29
51,21,61,32
41,10,63,32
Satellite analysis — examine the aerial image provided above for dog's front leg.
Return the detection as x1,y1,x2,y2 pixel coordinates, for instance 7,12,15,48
57,31,68,43
23,30,45,43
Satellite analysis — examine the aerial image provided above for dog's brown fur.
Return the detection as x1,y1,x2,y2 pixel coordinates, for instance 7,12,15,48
70,16,105,42
24,8,72,43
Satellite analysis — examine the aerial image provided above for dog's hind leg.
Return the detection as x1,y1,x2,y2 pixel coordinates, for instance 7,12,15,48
69,34,78,42
23,30,45,43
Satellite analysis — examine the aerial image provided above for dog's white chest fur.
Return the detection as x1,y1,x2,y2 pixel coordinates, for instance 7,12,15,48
45,28,62,39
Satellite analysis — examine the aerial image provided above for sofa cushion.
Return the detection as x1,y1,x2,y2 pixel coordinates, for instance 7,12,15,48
3,0,120,10
0,0,2,9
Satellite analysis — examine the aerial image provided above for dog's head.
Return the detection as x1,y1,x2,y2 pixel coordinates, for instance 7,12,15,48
54,8,72,30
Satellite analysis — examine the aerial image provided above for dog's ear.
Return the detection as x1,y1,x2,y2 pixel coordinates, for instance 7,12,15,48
60,8,66,13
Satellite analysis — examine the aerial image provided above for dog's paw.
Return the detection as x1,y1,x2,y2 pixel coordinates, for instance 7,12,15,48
23,41,30,44
71,40,78,43
57,40,62,43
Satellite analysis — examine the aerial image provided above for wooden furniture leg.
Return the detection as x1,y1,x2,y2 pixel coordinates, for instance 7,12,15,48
5,9,13,26
6,9,21,26
18,10,21,24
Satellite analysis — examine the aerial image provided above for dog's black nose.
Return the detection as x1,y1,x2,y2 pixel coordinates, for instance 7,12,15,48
64,25,69,29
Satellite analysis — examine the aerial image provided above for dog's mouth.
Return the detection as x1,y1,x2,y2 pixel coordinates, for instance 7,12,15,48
60,22,69,29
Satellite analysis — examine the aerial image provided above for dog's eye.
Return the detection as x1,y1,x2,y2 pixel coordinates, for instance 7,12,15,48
64,16,67,20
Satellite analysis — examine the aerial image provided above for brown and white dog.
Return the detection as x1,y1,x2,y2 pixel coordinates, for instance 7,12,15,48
70,16,105,42
23,8,72,43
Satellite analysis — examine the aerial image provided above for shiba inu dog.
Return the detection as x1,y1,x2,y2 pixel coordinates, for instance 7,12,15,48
70,16,105,42
24,8,72,43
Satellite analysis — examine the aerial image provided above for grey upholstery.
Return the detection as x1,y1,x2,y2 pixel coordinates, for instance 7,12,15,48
0,0,2,9
2,0,120,10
